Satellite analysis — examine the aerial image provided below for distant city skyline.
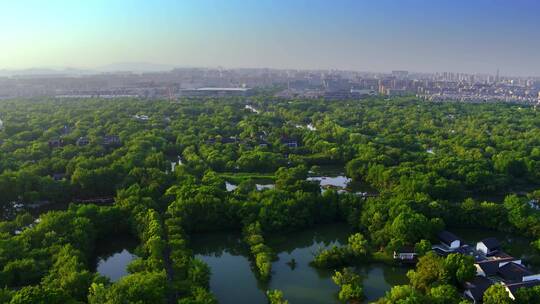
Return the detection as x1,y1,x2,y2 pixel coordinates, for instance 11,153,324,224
1,65,538,103
2,0,540,76
0,64,535,79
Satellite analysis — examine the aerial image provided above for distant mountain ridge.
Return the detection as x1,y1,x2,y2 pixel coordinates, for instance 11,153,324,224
0,62,176,77
0,68,94,77
97,62,175,73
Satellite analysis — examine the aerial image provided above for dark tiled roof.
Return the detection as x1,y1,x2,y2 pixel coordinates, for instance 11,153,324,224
52,173,66,181
479,237,501,251
465,276,494,302
477,257,516,276
221,137,238,144
506,280,540,297
437,230,461,245
490,251,513,259
498,262,533,283
280,137,298,143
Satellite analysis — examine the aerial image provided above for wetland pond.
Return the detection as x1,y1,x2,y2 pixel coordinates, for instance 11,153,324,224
91,234,138,282
224,166,377,196
191,224,409,304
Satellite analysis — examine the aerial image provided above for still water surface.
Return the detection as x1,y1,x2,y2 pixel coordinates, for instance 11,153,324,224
92,234,138,282
192,224,409,304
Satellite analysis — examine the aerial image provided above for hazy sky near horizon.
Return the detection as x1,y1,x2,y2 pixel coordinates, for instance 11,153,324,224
1,0,539,75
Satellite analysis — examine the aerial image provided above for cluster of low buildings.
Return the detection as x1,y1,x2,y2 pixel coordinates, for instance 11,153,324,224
204,135,299,149
436,231,540,303
393,230,540,302
48,135,121,149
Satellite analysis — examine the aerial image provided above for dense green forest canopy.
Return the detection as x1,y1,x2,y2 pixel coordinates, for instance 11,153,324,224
1,96,540,303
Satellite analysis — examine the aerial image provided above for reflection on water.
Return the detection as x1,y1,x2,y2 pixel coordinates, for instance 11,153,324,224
307,175,378,195
97,250,137,282
192,232,267,304
192,224,409,304
266,225,346,304
225,180,275,192
225,182,238,192
307,176,351,189
223,166,378,196
357,264,409,302
92,234,138,282
308,165,379,194
256,184,275,191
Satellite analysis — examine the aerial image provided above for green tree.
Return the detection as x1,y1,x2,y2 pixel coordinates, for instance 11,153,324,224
332,268,363,303
414,240,432,256
407,253,448,292
483,284,512,304
428,284,461,304
515,285,540,304
178,287,217,304
267,290,289,304
348,233,369,256
9,286,71,304
443,253,476,285
376,285,426,304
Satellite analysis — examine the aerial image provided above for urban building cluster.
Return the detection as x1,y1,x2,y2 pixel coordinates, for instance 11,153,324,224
0,68,538,104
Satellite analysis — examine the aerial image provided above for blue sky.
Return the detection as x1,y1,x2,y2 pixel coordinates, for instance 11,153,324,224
1,0,539,75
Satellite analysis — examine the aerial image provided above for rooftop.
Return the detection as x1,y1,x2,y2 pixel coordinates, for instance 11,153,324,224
476,257,517,276
194,87,250,91
478,237,501,251
505,280,540,298
437,230,462,244
465,276,494,302
498,262,533,283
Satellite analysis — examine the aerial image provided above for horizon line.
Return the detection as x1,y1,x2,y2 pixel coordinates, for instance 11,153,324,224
0,64,537,78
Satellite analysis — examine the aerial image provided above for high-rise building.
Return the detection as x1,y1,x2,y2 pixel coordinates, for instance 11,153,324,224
392,70,409,79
